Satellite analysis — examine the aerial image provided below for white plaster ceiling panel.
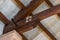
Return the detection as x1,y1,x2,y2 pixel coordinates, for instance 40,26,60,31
23,26,42,40
50,22,60,34
20,0,32,6
0,21,5,35
0,0,5,6
40,15,60,29
0,0,20,20
32,1,49,15
50,0,60,6
56,32,60,40
33,31,51,40
40,15,60,40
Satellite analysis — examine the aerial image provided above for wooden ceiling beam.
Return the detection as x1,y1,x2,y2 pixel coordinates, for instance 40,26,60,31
14,0,25,9
0,12,10,25
13,0,44,22
17,4,60,27
45,0,54,7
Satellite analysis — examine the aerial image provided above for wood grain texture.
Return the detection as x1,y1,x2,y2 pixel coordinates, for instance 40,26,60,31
14,0,25,9
45,0,54,7
0,12,10,25
14,0,54,26
17,4,60,27
33,4,60,21
13,0,44,22
14,0,54,28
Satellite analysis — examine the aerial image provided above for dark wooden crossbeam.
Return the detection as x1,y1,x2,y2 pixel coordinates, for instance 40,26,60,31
17,4,60,27
0,0,53,26
13,0,54,27
13,0,44,22
14,0,34,16
14,0,53,21
13,0,33,23
45,0,54,7
0,12,10,25
11,0,54,29
14,0,25,9
38,22,56,40
11,0,54,27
